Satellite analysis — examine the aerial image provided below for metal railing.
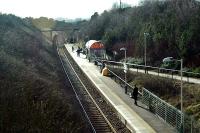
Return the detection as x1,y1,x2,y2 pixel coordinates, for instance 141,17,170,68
102,60,200,83
108,68,142,96
142,88,200,133
142,88,183,132
106,67,200,133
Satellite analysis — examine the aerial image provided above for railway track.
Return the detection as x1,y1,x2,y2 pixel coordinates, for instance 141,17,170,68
57,47,116,133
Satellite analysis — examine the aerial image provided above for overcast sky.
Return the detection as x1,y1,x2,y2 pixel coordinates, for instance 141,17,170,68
0,0,140,19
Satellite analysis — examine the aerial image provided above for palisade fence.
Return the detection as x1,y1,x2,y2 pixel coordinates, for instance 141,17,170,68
107,68,200,133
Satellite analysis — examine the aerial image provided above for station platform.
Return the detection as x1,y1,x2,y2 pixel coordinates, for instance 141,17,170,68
64,44,176,133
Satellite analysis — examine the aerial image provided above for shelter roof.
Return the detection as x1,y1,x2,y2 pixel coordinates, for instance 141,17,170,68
86,40,104,49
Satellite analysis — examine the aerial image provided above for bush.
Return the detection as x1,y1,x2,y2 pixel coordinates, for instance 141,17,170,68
127,57,143,65
0,14,88,132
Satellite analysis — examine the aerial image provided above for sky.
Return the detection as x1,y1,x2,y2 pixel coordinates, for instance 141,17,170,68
0,0,140,19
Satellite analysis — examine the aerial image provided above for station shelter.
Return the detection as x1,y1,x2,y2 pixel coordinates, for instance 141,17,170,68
85,40,106,62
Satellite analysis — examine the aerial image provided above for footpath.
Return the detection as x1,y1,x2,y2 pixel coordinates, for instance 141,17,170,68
64,44,176,133
129,67,200,84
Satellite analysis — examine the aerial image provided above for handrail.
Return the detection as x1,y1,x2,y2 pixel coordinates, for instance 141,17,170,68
107,68,142,96
99,60,200,77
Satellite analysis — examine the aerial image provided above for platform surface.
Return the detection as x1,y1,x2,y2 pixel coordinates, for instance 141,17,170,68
64,44,176,133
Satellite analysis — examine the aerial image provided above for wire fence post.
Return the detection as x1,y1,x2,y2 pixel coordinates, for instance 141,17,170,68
148,93,151,110
176,111,178,130
191,117,193,133
165,105,167,122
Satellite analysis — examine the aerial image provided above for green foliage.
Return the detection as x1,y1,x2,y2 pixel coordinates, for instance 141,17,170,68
186,67,200,78
186,104,200,122
193,67,200,73
186,104,200,115
0,14,87,132
127,57,143,65
31,17,56,30
73,0,200,68
161,61,179,69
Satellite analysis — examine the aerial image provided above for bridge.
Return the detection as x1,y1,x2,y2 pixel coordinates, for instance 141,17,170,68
40,27,79,43
40,27,79,32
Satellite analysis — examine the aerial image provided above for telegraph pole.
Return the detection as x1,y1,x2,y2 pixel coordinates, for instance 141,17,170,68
144,32,149,73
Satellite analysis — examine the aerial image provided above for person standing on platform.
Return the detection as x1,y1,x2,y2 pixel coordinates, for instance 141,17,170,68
72,46,74,52
76,46,80,57
133,85,139,106
100,61,105,73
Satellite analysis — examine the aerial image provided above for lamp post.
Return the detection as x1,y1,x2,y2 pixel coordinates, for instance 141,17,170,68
76,31,80,43
144,32,149,73
163,57,183,127
120,0,122,9
120,47,127,94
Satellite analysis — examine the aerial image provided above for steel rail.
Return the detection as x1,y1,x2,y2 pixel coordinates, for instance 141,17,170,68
57,48,96,132
58,47,117,133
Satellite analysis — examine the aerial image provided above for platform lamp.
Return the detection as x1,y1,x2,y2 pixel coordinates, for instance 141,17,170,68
120,47,127,94
144,32,149,73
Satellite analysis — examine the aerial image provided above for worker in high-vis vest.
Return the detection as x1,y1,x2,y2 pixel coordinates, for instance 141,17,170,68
102,66,108,76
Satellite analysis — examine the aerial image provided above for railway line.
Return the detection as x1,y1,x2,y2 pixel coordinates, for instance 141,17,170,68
57,47,130,133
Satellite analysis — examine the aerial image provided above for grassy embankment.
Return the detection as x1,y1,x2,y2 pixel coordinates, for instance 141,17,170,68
110,67,200,123
0,14,88,132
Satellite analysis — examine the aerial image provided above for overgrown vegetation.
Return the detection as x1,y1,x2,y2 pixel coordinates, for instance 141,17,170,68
61,0,200,122
0,14,88,132
65,0,200,71
1,0,199,130
63,0,200,122
109,67,200,123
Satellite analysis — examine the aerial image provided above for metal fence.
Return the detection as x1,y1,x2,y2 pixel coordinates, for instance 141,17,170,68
107,66,200,133
142,88,182,131
103,60,200,83
108,68,143,97
142,88,200,133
